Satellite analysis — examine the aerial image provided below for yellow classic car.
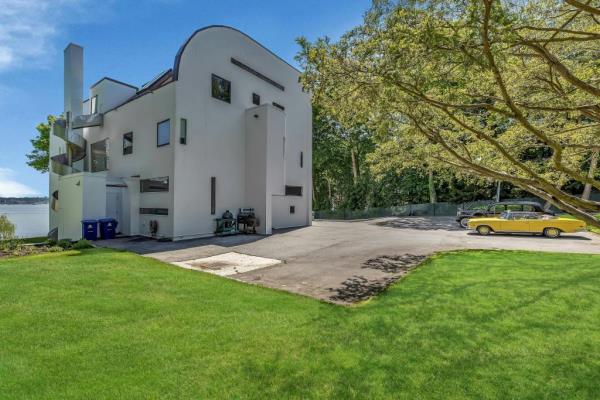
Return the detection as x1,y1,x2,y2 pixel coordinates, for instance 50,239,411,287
468,211,586,238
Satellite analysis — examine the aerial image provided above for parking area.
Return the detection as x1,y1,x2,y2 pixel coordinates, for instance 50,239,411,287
98,217,600,304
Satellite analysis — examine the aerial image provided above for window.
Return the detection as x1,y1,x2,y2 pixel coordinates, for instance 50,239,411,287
300,151,304,168
211,177,216,215
272,102,285,111
507,204,523,211
522,204,535,212
157,119,170,147
252,93,260,106
90,139,108,172
285,185,302,196
90,95,98,114
140,177,169,192
290,205,295,214
140,208,168,215
180,118,187,145
211,74,231,103
123,132,133,155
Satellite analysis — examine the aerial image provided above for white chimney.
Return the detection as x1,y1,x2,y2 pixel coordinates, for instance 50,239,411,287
64,43,83,121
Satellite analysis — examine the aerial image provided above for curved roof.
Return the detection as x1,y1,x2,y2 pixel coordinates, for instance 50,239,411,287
172,25,300,80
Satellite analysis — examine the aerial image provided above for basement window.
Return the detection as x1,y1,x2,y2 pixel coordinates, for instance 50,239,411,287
285,185,302,196
123,132,133,155
140,177,169,192
140,208,168,215
180,118,187,145
211,74,231,103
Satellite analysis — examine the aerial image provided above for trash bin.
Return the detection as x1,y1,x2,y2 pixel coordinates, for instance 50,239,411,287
81,220,98,241
98,218,118,240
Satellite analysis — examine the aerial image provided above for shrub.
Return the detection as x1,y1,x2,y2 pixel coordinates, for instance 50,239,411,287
72,240,93,250
46,246,64,253
0,215,15,240
56,239,73,250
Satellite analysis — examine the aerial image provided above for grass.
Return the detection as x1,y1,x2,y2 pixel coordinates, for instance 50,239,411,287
1,249,600,399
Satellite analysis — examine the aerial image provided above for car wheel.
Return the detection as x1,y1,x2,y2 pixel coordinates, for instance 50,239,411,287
543,227,561,238
476,225,492,236
459,217,470,229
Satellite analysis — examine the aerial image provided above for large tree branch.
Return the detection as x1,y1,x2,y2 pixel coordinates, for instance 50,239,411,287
564,0,600,15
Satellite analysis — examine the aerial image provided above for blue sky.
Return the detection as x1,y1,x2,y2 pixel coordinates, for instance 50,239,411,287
0,0,370,197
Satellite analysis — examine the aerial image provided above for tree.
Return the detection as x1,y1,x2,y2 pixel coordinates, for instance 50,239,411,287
26,115,56,173
297,0,600,227
0,215,15,240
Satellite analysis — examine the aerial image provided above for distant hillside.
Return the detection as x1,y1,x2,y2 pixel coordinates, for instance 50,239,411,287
0,197,49,205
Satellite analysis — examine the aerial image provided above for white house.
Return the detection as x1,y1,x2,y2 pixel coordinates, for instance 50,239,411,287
49,26,312,240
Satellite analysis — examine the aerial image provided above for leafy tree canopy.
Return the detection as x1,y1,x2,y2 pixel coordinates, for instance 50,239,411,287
298,0,600,227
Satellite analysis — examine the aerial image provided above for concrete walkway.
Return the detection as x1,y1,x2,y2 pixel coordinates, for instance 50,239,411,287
97,217,600,304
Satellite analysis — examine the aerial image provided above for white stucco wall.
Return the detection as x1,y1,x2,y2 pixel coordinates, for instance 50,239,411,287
172,26,312,239
83,83,176,237
57,172,106,240
90,79,137,114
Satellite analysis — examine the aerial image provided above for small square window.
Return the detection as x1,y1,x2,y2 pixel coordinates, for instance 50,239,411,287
157,119,170,147
211,74,231,103
252,93,260,106
123,132,133,155
180,118,187,145
290,205,295,214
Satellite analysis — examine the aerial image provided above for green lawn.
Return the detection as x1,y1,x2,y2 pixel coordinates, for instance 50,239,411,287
1,249,600,399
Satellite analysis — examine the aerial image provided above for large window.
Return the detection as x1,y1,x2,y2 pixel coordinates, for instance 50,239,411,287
157,119,170,147
123,132,133,155
90,139,108,172
140,177,169,193
180,118,187,145
211,74,231,103
90,95,98,114
285,185,302,196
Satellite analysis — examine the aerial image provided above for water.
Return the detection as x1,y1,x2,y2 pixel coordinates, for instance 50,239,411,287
0,204,49,238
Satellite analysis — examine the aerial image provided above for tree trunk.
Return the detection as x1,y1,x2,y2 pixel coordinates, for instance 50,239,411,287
350,147,359,185
495,181,501,202
582,150,599,201
327,178,334,209
428,170,437,204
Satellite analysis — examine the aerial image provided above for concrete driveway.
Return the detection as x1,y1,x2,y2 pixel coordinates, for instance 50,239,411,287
98,217,600,304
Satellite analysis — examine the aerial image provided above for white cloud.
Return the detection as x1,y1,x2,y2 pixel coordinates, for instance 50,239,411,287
0,168,40,197
0,0,97,72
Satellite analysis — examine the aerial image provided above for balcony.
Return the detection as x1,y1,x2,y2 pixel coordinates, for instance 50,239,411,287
72,113,103,129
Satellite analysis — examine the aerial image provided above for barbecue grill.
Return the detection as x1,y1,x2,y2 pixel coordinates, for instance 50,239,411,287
215,210,237,236
237,208,257,234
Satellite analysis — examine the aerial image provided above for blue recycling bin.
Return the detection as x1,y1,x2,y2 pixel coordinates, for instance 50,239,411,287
98,218,118,240
81,220,98,241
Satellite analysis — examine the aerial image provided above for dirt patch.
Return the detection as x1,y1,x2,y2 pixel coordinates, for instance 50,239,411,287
328,253,427,303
